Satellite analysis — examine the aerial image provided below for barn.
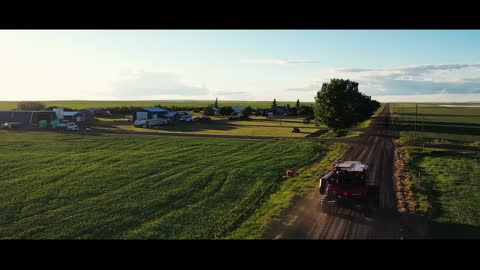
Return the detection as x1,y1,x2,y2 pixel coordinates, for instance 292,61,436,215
63,111,85,123
133,108,169,122
0,111,58,127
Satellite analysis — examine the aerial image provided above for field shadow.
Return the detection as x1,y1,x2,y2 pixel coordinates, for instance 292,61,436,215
398,113,480,118
397,122,480,137
398,120,480,128
147,121,237,133
430,222,480,239
306,129,328,138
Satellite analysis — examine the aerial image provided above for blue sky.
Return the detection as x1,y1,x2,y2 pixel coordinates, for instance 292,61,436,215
1,30,480,102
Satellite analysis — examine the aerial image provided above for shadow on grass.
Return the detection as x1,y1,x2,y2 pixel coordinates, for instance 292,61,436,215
430,222,480,239
147,121,237,133
397,122,480,137
398,120,480,128
399,113,480,118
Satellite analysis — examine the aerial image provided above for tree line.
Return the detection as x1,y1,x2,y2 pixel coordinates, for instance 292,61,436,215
14,78,379,132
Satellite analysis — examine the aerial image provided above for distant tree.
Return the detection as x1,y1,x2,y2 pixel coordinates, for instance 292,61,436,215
243,106,253,116
296,99,301,108
203,106,215,116
17,101,45,111
297,105,313,116
44,106,75,111
219,106,234,116
44,106,59,110
287,106,298,116
314,78,380,132
214,97,219,108
272,98,277,109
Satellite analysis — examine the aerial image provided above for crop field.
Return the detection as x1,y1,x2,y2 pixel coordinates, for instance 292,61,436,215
391,103,480,238
391,103,480,145
0,131,338,239
0,100,313,110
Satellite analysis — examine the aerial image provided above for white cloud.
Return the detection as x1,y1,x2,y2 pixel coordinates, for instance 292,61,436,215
338,64,480,76
112,71,209,99
241,59,321,65
374,93,480,103
330,64,480,96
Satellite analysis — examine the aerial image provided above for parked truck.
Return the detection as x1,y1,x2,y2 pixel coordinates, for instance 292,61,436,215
319,161,378,213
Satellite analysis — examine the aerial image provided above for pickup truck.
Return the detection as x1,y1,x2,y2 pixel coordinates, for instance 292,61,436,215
1,122,23,129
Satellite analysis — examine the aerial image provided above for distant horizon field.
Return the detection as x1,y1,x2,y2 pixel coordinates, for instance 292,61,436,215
2,101,480,111
0,100,315,110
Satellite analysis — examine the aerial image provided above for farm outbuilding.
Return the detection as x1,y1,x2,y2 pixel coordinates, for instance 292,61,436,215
162,111,179,123
63,111,85,123
232,107,244,114
133,108,169,122
0,111,58,127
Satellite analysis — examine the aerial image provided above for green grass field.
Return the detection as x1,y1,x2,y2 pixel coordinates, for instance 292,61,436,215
0,100,313,110
391,103,480,238
0,131,340,239
99,116,322,138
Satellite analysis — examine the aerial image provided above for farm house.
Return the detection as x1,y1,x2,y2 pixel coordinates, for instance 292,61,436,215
0,111,58,127
132,108,169,122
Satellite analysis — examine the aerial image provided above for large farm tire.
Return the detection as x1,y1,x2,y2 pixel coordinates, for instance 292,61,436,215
321,196,335,215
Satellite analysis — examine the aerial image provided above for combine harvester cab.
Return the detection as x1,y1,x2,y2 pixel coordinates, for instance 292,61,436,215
319,161,378,214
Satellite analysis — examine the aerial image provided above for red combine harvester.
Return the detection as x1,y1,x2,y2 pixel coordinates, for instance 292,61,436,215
319,161,378,213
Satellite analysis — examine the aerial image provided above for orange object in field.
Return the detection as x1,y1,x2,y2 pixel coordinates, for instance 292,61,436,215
286,170,295,177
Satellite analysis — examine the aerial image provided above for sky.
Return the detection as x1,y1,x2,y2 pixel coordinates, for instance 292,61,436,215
1,30,480,102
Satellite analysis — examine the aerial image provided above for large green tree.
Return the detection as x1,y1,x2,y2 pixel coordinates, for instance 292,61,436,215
203,106,215,116
243,106,253,116
219,106,234,116
314,78,380,131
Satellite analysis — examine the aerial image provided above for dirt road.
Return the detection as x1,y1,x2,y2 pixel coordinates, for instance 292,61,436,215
268,104,425,239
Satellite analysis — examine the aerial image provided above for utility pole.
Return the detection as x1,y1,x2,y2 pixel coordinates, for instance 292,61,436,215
414,103,418,144
421,116,424,151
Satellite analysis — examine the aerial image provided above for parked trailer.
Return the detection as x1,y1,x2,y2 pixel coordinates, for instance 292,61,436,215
145,119,168,128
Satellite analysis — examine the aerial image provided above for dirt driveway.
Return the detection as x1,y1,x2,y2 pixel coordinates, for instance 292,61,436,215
266,105,428,239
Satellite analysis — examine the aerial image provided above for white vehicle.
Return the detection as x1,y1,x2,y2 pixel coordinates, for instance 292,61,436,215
134,119,146,127
180,115,193,122
176,111,193,122
65,123,79,131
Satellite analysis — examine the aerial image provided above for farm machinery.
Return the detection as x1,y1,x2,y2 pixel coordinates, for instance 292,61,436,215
319,161,378,213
